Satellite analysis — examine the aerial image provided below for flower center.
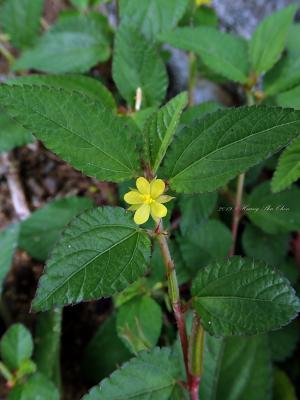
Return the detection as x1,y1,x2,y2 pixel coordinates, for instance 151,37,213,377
142,194,154,205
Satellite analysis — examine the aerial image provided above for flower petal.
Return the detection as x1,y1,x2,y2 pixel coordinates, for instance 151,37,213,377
128,204,140,211
124,191,144,204
136,177,150,195
156,195,174,204
134,204,150,225
151,201,167,219
150,179,165,199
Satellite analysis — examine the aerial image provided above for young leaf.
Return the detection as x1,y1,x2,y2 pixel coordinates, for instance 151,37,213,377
34,309,62,385
70,0,89,11
144,92,187,173
0,85,140,182
242,224,289,266
269,321,300,362
0,108,33,153
83,347,180,400
160,27,249,83
0,0,43,49
32,207,151,311
272,138,300,193
13,14,110,73
163,106,300,193
179,192,218,234
0,224,19,293
6,75,116,110
116,296,162,354
8,372,59,400
113,24,168,108
200,334,272,400
247,182,300,234
19,196,93,261
191,256,300,336
179,220,232,276
0,324,33,371
249,5,298,75
83,315,131,384
119,0,189,42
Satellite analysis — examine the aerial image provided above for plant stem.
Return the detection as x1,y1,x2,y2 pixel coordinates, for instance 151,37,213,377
156,221,191,388
188,314,205,400
0,362,13,383
229,172,245,256
0,43,15,65
188,52,197,106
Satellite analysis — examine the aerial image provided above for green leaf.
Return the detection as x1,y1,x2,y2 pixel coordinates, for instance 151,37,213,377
34,309,62,385
83,347,180,400
242,224,289,266
13,14,110,73
278,259,299,286
0,84,140,182
83,315,131,384
144,92,187,173
0,324,33,371
70,0,89,10
113,24,168,108
163,106,300,193
8,372,59,400
179,220,231,276
191,256,300,336
0,0,43,49
32,207,151,311
249,5,297,75
160,27,249,83
178,192,218,234
0,224,19,294
286,23,300,55
19,196,93,261
180,101,223,125
246,182,300,234
6,75,116,111
276,85,300,109
264,53,300,96
116,296,162,354
272,138,300,193
119,0,189,42
200,334,272,400
273,368,297,400
269,321,300,362
0,108,33,153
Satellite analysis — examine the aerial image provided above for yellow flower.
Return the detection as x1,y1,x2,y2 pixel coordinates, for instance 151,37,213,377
195,0,212,6
124,177,174,225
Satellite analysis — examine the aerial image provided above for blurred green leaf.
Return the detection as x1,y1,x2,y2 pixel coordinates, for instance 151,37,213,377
119,0,189,41
0,0,43,49
242,224,289,266
13,14,110,73
113,24,168,107
273,368,297,400
161,27,249,83
83,315,131,384
249,5,297,75
8,372,59,400
269,320,300,362
247,182,300,234
116,296,162,354
0,224,19,294
20,196,93,261
0,324,33,371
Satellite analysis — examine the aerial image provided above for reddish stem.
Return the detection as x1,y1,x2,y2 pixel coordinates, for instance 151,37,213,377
190,377,201,400
229,173,245,256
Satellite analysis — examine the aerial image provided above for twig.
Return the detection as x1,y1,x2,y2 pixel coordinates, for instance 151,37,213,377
188,314,204,400
228,173,245,256
156,221,192,392
1,152,30,221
